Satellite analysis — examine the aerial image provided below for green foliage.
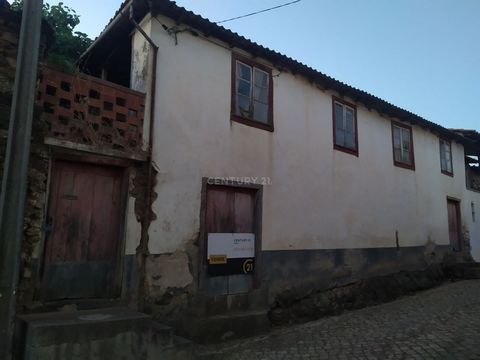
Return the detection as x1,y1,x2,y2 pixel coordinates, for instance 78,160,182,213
10,1,92,71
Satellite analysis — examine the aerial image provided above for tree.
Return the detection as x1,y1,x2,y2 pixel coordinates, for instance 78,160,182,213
10,1,92,71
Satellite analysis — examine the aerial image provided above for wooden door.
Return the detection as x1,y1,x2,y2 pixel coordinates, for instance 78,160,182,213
42,160,125,300
204,186,257,294
447,200,462,252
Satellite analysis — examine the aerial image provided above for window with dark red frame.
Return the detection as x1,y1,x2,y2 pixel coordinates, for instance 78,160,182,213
332,97,358,156
231,54,273,131
439,138,453,176
392,121,415,170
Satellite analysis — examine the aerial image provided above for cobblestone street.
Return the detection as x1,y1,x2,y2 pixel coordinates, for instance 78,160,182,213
199,280,480,359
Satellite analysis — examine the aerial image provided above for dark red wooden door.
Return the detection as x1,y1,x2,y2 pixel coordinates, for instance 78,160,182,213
205,186,256,294
206,187,255,234
447,200,461,252
42,160,125,300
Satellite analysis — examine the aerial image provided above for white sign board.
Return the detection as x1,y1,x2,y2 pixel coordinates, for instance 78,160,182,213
207,233,255,259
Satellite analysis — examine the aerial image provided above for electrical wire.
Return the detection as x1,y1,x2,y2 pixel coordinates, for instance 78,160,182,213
216,0,302,24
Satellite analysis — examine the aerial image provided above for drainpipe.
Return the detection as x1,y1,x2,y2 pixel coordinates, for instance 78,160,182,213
129,6,158,312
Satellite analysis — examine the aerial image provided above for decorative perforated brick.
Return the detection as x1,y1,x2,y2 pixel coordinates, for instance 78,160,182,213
37,65,145,153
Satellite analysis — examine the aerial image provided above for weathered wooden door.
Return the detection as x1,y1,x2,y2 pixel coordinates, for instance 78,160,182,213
447,199,462,252
42,160,125,300
204,186,257,295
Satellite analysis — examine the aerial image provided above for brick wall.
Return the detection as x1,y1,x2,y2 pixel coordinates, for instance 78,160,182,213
38,65,145,153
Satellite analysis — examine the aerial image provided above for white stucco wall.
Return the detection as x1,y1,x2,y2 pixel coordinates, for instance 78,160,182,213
466,189,480,261
134,15,479,257
130,14,153,150
117,17,154,257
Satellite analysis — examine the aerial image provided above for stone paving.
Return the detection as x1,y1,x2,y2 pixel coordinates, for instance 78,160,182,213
198,280,480,359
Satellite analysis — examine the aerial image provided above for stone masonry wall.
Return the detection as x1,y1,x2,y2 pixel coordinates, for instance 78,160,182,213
0,5,52,309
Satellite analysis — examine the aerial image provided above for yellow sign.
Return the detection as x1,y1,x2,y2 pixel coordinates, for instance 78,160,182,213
209,254,227,264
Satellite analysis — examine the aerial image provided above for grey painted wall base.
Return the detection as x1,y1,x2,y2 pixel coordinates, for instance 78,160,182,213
260,244,453,303
173,244,455,342
122,254,139,305
188,245,454,313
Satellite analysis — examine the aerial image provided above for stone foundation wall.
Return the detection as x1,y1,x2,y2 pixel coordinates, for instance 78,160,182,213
261,244,455,304
143,242,460,330
16,111,50,308
143,232,200,324
269,262,480,326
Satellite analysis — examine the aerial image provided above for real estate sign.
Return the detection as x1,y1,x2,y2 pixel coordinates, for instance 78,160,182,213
207,233,255,276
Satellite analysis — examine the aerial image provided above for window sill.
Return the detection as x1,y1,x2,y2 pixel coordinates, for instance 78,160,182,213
231,114,274,132
334,144,358,157
393,160,415,171
441,170,454,177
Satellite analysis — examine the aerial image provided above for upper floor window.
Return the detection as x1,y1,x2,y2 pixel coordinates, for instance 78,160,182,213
392,121,415,170
440,139,453,176
332,97,358,156
231,54,273,131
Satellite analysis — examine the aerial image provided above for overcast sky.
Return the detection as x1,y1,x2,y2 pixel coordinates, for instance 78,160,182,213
22,0,480,131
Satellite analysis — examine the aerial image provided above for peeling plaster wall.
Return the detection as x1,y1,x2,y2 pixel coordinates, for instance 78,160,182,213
130,15,152,152
143,251,195,321
131,38,150,93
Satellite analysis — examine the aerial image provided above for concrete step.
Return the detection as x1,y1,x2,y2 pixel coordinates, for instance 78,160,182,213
15,307,195,360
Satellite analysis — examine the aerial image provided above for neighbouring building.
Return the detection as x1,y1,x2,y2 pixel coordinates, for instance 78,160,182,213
4,0,480,343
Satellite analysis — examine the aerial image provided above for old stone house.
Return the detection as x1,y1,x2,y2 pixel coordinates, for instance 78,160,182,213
79,0,480,331
3,0,480,347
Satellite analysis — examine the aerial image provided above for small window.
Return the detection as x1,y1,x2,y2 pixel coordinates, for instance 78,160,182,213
231,54,273,131
392,122,415,170
333,98,358,155
439,139,453,176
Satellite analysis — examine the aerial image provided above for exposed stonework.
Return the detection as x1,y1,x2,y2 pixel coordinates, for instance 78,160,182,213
144,251,194,321
146,251,194,290
0,5,51,309
17,114,50,307
131,164,158,224
268,262,480,327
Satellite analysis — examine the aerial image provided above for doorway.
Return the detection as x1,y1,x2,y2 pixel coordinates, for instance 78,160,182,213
447,199,462,252
41,160,126,300
201,182,262,295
